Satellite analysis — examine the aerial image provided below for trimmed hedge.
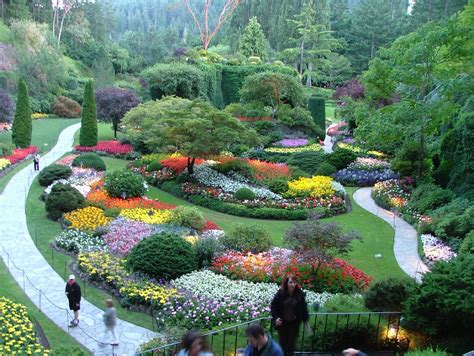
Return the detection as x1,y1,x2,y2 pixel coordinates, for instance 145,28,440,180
38,164,73,186
45,183,85,220
72,153,106,171
307,96,326,137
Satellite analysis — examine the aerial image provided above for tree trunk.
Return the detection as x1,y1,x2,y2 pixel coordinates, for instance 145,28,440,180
418,125,425,181
370,32,376,59
113,123,117,139
306,62,313,87
299,40,305,77
57,11,66,47
444,0,448,16
187,157,196,174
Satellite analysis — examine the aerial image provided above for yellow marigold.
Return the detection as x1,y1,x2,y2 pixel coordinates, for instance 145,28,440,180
184,235,199,245
120,208,172,224
31,113,48,120
0,158,11,171
64,206,112,231
264,143,322,153
287,175,335,198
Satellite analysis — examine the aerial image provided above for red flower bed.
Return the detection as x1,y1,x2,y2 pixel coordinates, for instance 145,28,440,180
211,251,371,293
87,189,176,210
246,159,291,181
161,157,204,174
203,220,222,231
5,146,38,164
75,140,133,155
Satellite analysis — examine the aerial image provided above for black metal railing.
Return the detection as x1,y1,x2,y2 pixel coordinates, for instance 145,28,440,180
137,312,408,356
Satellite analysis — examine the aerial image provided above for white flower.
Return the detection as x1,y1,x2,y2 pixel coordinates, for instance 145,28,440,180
421,234,457,262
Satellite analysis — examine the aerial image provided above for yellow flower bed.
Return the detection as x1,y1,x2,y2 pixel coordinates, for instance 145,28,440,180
78,252,178,306
184,235,199,245
287,175,336,198
120,208,172,224
31,113,48,120
368,150,386,158
264,143,322,153
0,158,11,171
0,297,49,355
64,206,112,231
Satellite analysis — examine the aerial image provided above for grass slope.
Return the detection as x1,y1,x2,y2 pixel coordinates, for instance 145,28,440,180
0,259,90,354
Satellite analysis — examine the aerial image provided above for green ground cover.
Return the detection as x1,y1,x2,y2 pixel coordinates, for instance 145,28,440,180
0,259,90,354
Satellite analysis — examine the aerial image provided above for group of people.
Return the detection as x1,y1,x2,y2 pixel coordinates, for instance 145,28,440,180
65,248,364,354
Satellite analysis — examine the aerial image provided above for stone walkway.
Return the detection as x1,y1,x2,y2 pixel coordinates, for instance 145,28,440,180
0,123,156,355
353,187,429,283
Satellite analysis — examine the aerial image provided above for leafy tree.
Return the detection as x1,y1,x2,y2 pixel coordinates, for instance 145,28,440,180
122,97,258,173
238,16,267,60
79,80,98,147
0,90,15,123
333,79,365,100
95,87,140,138
91,46,115,89
409,0,468,27
11,79,32,148
319,52,352,88
5,0,30,22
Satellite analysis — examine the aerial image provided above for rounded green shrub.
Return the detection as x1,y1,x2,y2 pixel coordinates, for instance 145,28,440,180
268,179,289,194
214,159,254,178
234,187,256,201
170,206,205,231
147,161,162,172
221,223,271,253
325,148,357,170
286,151,326,175
104,207,122,218
72,153,106,171
45,183,85,220
104,170,146,198
409,183,454,214
364,277,413,312
459,230,474,255
38,164,73,186
315,162,337,176
126,232,198,280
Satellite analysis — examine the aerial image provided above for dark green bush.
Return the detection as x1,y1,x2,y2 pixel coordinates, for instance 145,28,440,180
194,238,223,268
268,179,289,194
459,230,474,255
221,223,271,253
234,187,256,201
286,151,326,175
104,170,146,198
324,295,366,312
253,120,275,134
72,153,106,171
290,168,310,179
38,164,73,186
392,141,431,177
147,161,162,172
45,183,85,220
409,183,454,214
104,207,121,218
213,159,254,178
364,277,412,311
307,96,326,137
170,206,205,231
325,147,357,170
126,232,197,280
315,162,337,176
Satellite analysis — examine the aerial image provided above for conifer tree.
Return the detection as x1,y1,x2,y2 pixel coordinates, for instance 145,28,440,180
79,80,98,147
12,79,32,148
239,17,268,60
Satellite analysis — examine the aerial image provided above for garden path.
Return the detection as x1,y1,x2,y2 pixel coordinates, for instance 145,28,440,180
353,187,429,283
0,123,157,355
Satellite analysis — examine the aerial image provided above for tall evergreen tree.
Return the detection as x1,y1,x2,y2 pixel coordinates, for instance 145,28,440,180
238,16,267,60
11,79,32,148
79,80,98,147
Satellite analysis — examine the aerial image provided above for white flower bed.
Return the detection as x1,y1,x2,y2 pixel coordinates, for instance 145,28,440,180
172,270,333,308
201,229,225,240
193,164,281,200
44,167,103,197
331,181,346,196
54,229,107,253
421,234,457,263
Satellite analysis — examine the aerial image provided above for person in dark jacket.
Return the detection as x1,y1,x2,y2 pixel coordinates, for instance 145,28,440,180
244,324,283,356
270,275,309,356
65,274,81,326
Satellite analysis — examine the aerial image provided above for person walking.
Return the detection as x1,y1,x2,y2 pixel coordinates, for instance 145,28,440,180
244,323,284,356
177,330,213,356
100,299,119,347
65,274,81,327
33,153,40,171
270,275,309,356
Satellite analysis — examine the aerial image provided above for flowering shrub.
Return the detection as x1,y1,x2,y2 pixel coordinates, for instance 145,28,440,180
45,167,103,197
421,234,457,264
347,157,391,171
31,112,48,120
371,179,412,210
64,206,112,231
247,159,291,181
287,176,336,198
333,168,398,187
120,208,172,224
160,157,204,174
54,229,106,253
0,297,49,355
103,217,154,256
75,140,133,155
264,143,322,153
211,250,371,293
5,146,38,164
274,138,309,147
77,252,178,306
0,158,11,171
55,154,79,166
202,220,222,231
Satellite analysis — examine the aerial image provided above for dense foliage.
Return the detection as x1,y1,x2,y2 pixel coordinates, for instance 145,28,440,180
11,79,32,148
38,164,72,187
79,80,98,147
45,183,85,220
51,96,82,118
0,91,15,123
104,170,146,198
72,153,106,171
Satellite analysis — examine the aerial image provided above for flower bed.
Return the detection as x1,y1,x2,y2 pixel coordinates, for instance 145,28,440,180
55,229,107,253
45,167,103,197
264,143,322,154
64,206,112,231
87,189,175,210
287,176,341,198
103,217,155,256
335,142,386,159
119,207,173,224
371,179,412,211
74,140,133,156
0,146,39,174
246,159,291,181
0,297,49,355
420,234,457,265
0,158,10,171
274,138,309,147
211,250,371,294
333,168,398,187
347,157,391,171
161,157,205,174
55,154,79,166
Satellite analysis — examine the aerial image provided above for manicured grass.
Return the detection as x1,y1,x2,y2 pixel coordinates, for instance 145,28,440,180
102,156,129,171
73,123,124,145
0,118,80,193
326,102,337,122
147,186,406,281
0,259,90,354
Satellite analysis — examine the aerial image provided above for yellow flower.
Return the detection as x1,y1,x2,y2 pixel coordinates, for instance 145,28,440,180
287,175,335,198
264,143,322,153
120,208,172,224
64,206,112,231
184,235,199,245
31,112,48,120
0,158,11,171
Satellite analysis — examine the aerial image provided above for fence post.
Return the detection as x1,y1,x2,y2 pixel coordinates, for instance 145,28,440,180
39,291,42,312
51,248,54,268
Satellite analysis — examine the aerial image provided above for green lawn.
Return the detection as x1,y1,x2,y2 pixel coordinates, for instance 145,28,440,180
0,259,90,354
73,122,124,145
0,118,80,193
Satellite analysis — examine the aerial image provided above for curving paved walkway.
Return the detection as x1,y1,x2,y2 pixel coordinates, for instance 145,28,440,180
353,187,429,283
0,123,156,355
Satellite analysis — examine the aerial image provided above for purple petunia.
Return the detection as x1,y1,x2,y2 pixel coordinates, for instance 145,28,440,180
275,138,309,147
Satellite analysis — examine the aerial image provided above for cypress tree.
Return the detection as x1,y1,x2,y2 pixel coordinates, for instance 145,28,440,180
79,80,98,147
308,96,326,136
12,79,32,148
239,17,268,60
